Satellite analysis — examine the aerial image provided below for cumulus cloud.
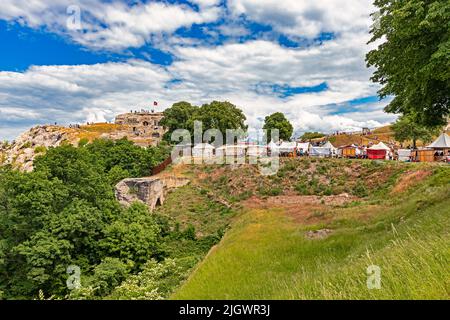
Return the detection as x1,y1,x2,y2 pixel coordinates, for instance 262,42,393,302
228,0,374,39
0,35,391,140
0,1,394,141
0,0,222,50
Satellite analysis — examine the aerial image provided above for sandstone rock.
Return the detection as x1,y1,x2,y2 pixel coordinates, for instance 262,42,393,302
1,125,76,171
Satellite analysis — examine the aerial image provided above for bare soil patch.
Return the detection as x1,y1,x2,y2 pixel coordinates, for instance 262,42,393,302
391,169,432,194
242,194,356,224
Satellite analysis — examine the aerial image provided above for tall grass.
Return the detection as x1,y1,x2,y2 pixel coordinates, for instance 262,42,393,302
172,166,450,300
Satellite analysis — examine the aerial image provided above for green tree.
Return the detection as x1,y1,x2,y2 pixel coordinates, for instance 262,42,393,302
392,114,440,148
160,101,248,144
0,140,168,299
366,0,450,126
194,101,248,143
263,112,293,141
159,101,199,141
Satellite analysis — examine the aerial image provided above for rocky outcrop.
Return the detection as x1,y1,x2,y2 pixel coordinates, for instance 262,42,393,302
115,176,190,211
0,121,166,172
1,125,79,172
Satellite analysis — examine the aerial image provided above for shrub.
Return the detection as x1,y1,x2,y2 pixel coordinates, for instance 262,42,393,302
34,146,47,154
78,138,89,147
108,258,198,300
353,182,368,197
295,182,311,195
22,141,32,149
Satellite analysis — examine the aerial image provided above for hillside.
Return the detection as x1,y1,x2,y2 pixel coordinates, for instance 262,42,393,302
0,123,151,171
166,159,449,299
324,126,397,147
325,124,450,147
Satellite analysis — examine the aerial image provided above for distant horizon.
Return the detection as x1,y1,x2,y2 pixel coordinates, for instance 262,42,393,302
0,108,393,143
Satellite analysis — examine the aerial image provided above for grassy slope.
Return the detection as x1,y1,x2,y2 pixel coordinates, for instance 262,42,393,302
172,163,450,300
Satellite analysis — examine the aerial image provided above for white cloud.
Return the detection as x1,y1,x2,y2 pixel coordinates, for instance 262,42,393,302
228,0,374,38
0,1,394,141
0,0,222,50
0,33,392,140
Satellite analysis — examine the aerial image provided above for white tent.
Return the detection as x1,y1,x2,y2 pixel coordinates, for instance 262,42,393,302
369,141,391,159
216,144,246,157
427,133,450,149
369,141,391,151
192,143,215,158
309,147,331,157
296,142,310,152
398,149,412,162
247,145,268,157
278,142,297,153
322,141,338,155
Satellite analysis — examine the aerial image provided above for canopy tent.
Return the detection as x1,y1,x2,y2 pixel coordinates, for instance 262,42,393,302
427,133,450,149
192,143,215,158
278,142,297,153
296,142,310,152
367,149,386,160
309,147,331,157
216,144,246,157
367,142,391,159
369,141,391,151
247,145,268,157
322,141,338,155
398,149,412,162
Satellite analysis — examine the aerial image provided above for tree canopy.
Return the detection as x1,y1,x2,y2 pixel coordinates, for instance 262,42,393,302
391,114,440,148
159,101,198,141
366,0,450,126
160,101,247,143
263,112,293,141
0,139,171,299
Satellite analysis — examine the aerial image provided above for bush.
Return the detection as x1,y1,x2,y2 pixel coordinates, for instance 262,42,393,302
0,139,170,299
78,138,89,147
259,187,282,196
90,258,133,296
22,141,32,149
108,258,198,300
34,146,47,154
353,182,368,197
295,182,311,195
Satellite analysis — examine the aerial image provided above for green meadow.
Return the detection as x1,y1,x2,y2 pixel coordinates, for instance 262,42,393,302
172,164,450,299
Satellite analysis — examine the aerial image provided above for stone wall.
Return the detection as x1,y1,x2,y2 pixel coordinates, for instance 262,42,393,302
115,176,190,211
114,111,167,146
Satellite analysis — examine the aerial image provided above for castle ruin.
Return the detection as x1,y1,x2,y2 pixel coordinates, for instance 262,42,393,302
114,110,167,146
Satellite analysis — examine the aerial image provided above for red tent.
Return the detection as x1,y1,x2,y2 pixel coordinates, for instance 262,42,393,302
367,149,386,159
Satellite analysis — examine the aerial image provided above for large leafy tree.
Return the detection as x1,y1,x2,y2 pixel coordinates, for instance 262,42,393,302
161,101,248,144
0,140,168,299
366,0,450,126
195,101,248,143
263,112,293,141
392,114,440,148
159,101,199,141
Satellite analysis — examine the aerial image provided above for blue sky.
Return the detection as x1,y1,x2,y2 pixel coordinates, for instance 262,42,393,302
0,0,395,140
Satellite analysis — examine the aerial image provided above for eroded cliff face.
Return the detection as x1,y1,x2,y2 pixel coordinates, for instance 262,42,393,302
0,122,162,172
0,125,80,172
115,176,190,211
